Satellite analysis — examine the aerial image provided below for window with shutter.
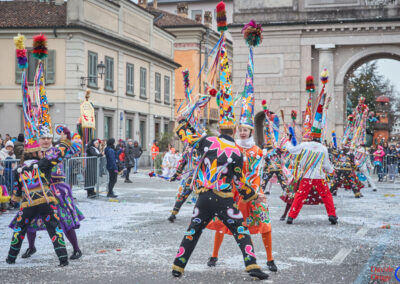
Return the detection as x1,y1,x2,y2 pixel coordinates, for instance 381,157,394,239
140,67,147,99
126,63,134,96
164,76,170,104
155,72,161,102
88,51,98,88
105,56,114,91
15,49,56,85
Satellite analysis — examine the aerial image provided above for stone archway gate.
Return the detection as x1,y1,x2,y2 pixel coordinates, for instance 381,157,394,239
230,0,400,139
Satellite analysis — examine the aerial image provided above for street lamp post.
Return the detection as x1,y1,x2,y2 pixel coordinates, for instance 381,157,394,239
80,61,106,88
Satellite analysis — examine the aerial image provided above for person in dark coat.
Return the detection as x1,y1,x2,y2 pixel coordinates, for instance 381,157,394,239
105,138,118,198
124,139,135,183
132,140,143,173
85,139,102,198
13,133,25,160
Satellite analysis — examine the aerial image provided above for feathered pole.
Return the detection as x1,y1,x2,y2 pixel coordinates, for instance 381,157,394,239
262,100,277,148
14,34,28,69
182,69,191,105
32,34,48,60
320,68,332,140
216,1,227,33
303,75,315,139
310,69,328,141
289,110,297,146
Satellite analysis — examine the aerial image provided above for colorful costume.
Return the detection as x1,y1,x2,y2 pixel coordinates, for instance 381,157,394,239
284,69,338,224
172,6,267,279
9,35,84,260
354,146,376,190
206,20,277,272
7,34,69,266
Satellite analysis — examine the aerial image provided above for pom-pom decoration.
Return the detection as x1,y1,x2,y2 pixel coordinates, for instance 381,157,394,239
306,75,315,92
216,1,227,32
208,88,218,97
261,99,269,114
320,68,329,85
182,69,190,90
32,34,48,60
291,110,297,121
14,34,28,69
241,20,263,47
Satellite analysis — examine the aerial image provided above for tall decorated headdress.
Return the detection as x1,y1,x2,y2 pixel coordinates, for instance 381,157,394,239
310,69,329,141
14,34,40,152
216,1,235,129
239,20,263,129
261,100,275,147
32,34,53,138
303,75,315,140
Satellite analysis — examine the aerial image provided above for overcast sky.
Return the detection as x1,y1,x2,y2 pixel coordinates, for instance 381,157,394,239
376,59,400,93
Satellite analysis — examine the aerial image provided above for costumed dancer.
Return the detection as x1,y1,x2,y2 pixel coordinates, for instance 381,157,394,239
260,101,288,195
6,34,69,266
330,143,364,198
354,144,377,191
207,19,277,272
284,69,338,225
9,34,84,260
280,75,325,221
171,3,268,279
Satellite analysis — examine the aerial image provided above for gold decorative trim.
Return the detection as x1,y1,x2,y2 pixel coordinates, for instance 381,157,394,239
171,210,178,215
242,193,258,203
245,264,261,271
212,189,234,198
172,265,185,273
20,197,58,208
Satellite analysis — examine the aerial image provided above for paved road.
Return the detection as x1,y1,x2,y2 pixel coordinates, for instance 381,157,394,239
0,173,399,284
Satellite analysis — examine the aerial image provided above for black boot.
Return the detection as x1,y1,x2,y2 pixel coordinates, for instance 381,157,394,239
207,257,218,267
21,247,37,259
6,257,15,264
286,217,293,224
168,214,176,223
329,216,338,225
280,215,286,221
70,250,82,260
248,269,269,280
267,260,278,272
172,270,182,277
87,189,96,198
107,192,118,198
59,259,69,267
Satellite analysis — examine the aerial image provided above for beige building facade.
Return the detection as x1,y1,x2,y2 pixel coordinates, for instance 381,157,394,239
0,0,179,155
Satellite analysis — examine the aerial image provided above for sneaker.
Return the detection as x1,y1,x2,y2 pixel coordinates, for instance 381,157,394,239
267,260,278,272
70,250,82,260
207,257,218,267
286,217,293,224
329,216,338,225
124,180,133,183
248,269,269,280
168,214,176,223
21,247,37,259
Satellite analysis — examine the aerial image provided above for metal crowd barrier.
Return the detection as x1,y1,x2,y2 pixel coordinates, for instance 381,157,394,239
0,157,109,198
0,158,19,198
64,156,109,196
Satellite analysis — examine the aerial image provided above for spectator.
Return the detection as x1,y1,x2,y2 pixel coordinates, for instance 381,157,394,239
0,141,17,200
0,138,3,150
132,140,143,174
151,140,159,169
116,140,126,177
85,139,103,198
5,134,11,144
105,138,118,198
14,133,24,160
124,139,135,183
387,144,398,182
373,145,385,182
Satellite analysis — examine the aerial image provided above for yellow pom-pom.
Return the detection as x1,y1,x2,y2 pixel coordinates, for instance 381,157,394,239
13,34,26,50
320,68,329,84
